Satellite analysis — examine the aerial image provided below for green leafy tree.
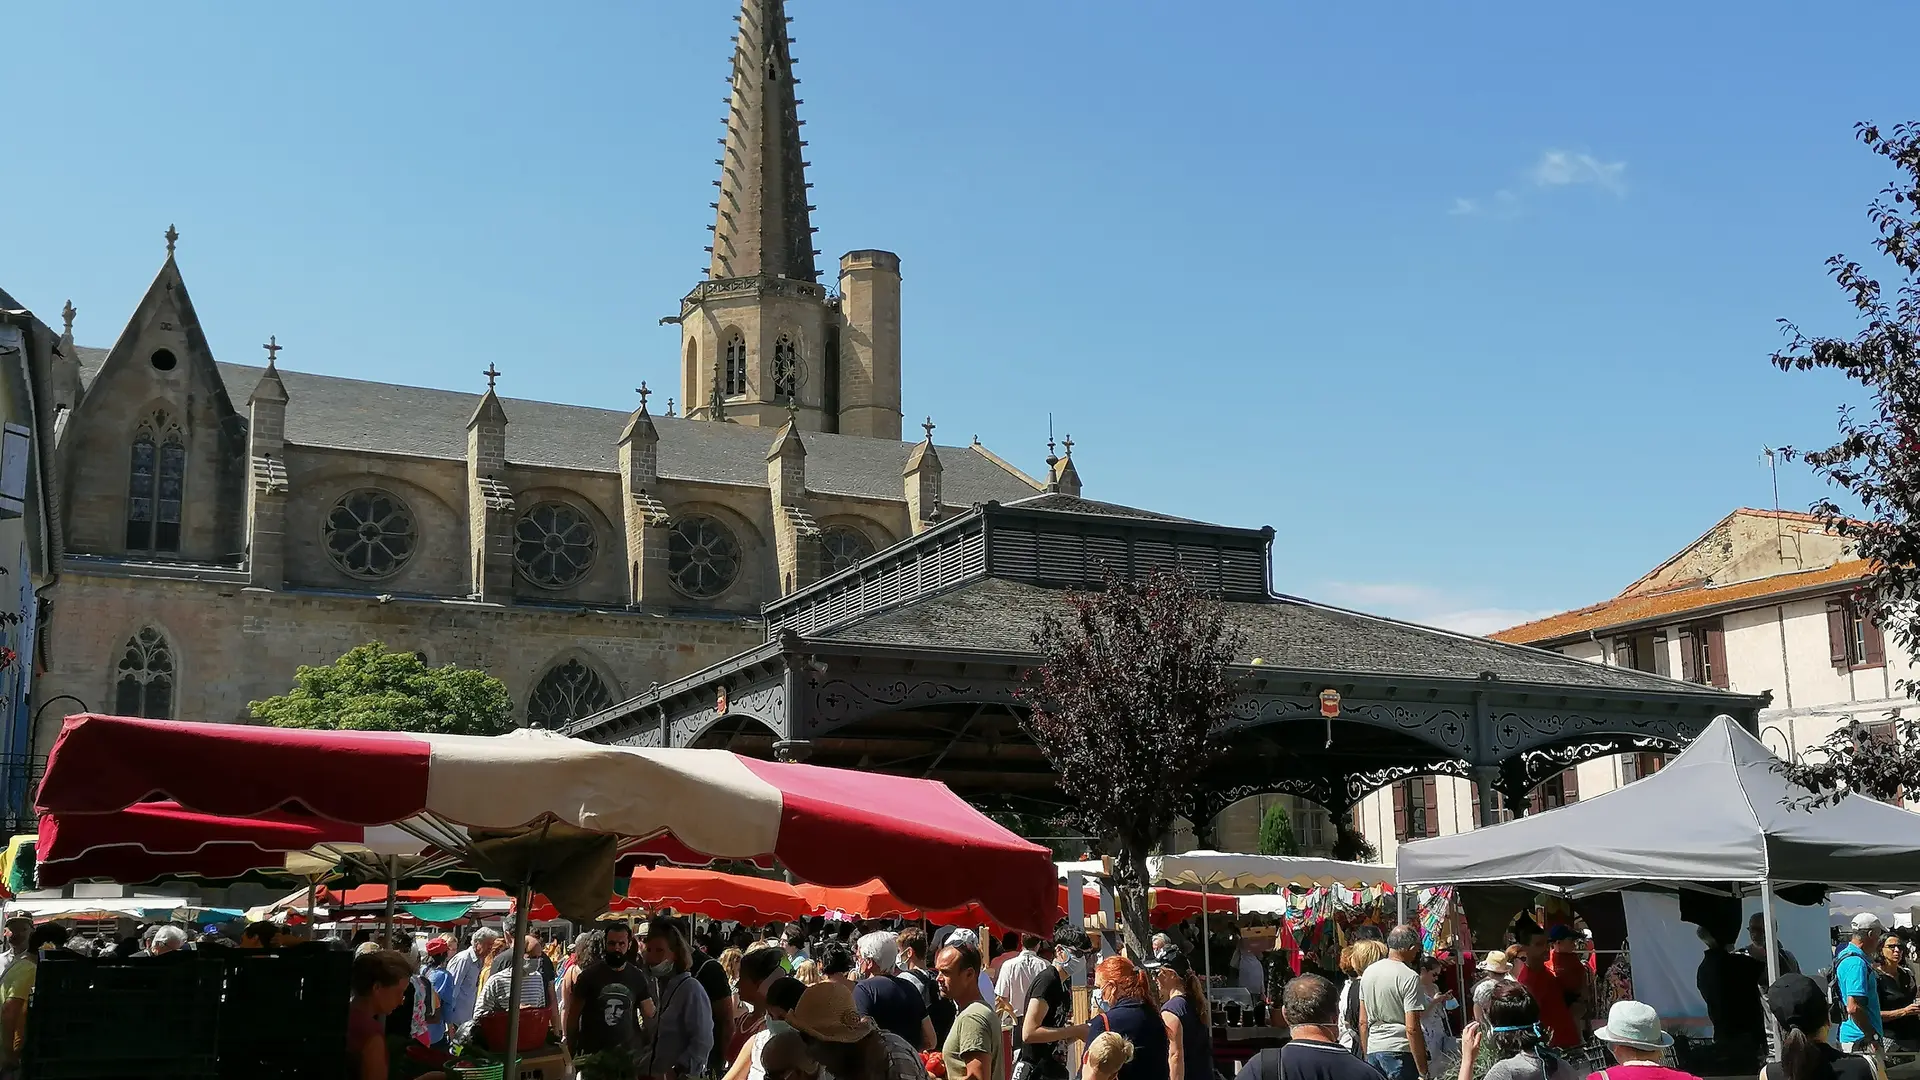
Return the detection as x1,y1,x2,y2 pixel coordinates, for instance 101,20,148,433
1019,569,1245,960
1256,800,1299,856
250,642,514,735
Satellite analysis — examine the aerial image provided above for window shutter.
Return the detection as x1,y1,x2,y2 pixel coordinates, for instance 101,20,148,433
1561,766,1580,803
1392,783,1408,842
1828,600,1851,669
1423,777,1440,836
1679,628,1699,682
1865,612,1887,666
1469,782,1481,825
1706,623,1730,688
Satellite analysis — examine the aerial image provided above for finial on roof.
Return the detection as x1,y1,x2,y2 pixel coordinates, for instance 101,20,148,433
262,335,282,366
60,300,75,336
164,224,178,256
637,382,651,414
787,392,799,422
666,397,677,417
483,362,501,392
1062,434,1073,458
922,416,935,442
1045,412,1058,467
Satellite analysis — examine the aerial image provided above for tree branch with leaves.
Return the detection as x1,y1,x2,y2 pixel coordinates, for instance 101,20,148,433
250,642,515,735
1772,121,1920,800
1018,569,1245,959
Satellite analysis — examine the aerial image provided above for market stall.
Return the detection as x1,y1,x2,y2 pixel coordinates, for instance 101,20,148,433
37,713,1059,1078
1399,716,1920,1053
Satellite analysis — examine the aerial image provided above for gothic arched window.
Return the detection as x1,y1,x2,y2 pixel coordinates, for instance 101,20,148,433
723,333,748,397
820,524,876,575
114,627,174,719
773,334,798,403
514,501,597,589
126,414,185,554
526,658,615,729
667,514,742,599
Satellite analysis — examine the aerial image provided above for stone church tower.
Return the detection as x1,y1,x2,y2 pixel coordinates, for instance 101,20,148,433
679,0,903,440
19,0,1060,748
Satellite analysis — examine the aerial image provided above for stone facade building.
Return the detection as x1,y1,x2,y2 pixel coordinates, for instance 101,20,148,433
24,0,1070,756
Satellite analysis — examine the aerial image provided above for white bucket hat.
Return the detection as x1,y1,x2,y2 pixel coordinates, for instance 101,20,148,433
1594,1000,1674,1052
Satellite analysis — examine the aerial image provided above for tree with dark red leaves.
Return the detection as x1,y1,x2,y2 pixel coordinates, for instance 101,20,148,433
1775,122,1920,801
1018,569,1244,959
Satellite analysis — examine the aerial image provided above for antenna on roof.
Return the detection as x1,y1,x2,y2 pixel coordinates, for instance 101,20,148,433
1761,447,1799,569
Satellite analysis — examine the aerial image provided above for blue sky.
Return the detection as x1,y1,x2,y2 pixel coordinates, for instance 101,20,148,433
1,1,1907,633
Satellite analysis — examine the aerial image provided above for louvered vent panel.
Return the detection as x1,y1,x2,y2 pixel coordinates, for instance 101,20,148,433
1037,532,1085,583
1134,539,1178,572
1220,549,1268,597
995,529,1040,579
1085,536,1128,579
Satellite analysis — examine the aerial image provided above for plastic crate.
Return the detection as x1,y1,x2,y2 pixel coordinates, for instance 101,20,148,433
22,953,224,1079
214,947,350,1080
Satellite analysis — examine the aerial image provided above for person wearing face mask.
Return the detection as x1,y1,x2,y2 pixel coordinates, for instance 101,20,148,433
568,922,657,1060
731,948,794,1061
645,922,718,1080
724,975,808,1080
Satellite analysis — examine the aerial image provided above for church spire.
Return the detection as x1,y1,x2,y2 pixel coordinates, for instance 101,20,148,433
708,0,817,282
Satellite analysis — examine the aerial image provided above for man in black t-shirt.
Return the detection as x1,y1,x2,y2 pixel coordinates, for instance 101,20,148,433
1237,974,1385,1080
567,923,655,1057
1014,929,1092,1080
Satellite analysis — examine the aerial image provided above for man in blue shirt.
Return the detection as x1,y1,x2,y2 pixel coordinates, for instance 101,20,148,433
1837,912,1885,1062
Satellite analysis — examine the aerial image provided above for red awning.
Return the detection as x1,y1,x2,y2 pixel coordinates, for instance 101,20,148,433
615,866,809,923
37,715,1057,931
36,802,365,886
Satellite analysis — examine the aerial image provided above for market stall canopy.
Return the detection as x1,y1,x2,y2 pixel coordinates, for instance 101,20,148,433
36,801,460,887
1151,851,1397,890
621,866,809,923
6,896,192,918
37,715,1057,931
1398,716,1920,891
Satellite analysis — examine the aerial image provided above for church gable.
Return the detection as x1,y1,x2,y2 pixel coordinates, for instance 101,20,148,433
61,236,247,564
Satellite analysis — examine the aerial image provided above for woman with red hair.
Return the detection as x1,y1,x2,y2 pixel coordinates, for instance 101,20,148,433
1085,957,1170,1080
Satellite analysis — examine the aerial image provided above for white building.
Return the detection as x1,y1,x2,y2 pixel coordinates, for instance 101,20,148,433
1354,508,1912,862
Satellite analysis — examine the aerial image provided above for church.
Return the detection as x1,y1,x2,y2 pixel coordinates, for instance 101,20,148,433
25,0,1077,751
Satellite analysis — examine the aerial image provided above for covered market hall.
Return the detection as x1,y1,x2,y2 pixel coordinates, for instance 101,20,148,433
563,493,1767,842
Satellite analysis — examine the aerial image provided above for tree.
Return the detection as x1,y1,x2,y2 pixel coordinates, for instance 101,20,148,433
1772,122,1920,801
1256,800,1299,856
1018,569,1245,960
250,642,515,735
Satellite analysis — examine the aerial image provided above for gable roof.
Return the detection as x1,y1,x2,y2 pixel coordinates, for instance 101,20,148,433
73,348,1042,506
1491,558,1873,645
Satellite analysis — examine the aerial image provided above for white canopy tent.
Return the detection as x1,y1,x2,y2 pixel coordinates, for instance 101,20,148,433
1148,850,1397,986
1398,716,1920,985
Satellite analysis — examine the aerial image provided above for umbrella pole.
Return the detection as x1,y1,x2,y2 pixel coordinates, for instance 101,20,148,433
1201,882,1211,992
383,855,398,943
504,880,531,1080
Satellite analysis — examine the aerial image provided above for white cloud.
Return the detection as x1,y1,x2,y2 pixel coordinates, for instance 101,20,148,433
1449,149,1626,216
1313,581,1553,637
1528,150,1627,195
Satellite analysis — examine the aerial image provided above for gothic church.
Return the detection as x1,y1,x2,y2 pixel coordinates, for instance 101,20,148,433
29,0,1080,751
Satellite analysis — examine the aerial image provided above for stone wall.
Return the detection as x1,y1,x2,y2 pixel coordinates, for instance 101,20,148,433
35,571,765,751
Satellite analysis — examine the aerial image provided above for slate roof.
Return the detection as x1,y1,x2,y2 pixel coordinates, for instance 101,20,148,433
1004,491,1207,524
74,348,1042,505
817,575,1748,698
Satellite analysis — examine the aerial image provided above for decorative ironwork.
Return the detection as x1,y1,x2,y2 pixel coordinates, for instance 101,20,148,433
324,489,417,579
526,659,614,728
810,676,1018,731
515,502,597,588
667,515,742,598
1490,710,1702,757
773,335,798,401
1513,734,1688,789
820,525,875,575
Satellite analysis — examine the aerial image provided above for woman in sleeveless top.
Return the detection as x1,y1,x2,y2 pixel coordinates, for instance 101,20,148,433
1154,948,1214,1080
1086,957,1170,1080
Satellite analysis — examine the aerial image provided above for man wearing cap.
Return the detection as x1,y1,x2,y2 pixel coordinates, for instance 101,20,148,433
423,936,455,1047
1589,1000,1696,1080
1837,913,1886,1059
1512,919,1582,1050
